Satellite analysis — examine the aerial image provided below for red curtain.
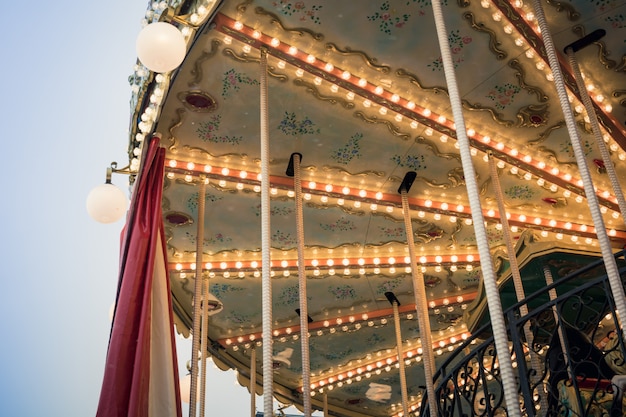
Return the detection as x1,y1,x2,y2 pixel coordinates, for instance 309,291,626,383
97,137,182,417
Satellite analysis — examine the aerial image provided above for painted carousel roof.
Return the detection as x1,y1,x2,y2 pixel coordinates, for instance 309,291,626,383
126,0,626,415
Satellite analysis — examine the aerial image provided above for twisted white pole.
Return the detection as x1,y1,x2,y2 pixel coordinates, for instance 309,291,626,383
189,180,206,417
488,154,547,414
259,47,274,417
566,49,626,225
391,298,409,417
199,276,209,417
293,154,312,416
400,190,437,417
250,347,257,417
531,0,626,333
428,2,520,415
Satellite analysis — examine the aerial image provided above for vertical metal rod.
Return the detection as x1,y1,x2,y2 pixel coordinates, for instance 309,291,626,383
391,299,409,417
259,47,274,417
400,190,437,417
293,154,312,416
199,276,209,417
189,179,206,417
250,347,257,417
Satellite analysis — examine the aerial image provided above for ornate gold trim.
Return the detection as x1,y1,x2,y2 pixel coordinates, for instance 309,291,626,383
254,7,324,41
222,48,289,81
508,59,548,102
536,146,578,169
461,100,515,127
447,219,463,250
236,0,254,13
527,121,565,146
415,136,462,162
167,108,186,153
325,42,390,73
188,39,221,86
395,68,448,95
613,90,626,107
414,167,466,189
516,103,549,127
462,12,507,60
353,111,411,140
571,25,620,71
293,78,355,109
545,0,580,20
320,165,386,177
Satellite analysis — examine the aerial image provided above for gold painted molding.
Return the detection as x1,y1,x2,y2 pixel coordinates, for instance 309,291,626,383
293,78,355,109
508,59,549,102
325,42,391,73
188,39,222,86
463,12,507,60
254,7,324,41
353,111,411,140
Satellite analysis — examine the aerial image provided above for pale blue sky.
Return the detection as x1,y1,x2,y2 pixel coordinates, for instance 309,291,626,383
0,1,254,416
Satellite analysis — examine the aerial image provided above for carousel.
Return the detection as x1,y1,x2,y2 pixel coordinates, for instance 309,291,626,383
90,0,626,416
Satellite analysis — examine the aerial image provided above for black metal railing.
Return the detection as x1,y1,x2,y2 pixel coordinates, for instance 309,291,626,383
419,249,626,417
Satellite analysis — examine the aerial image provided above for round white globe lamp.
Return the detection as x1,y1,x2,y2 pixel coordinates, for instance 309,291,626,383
136,22,186,73
86,183,128,224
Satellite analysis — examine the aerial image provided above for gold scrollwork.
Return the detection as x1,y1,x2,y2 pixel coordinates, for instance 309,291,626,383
545,0,581,20
536,146,578,169
324,42,390,73
508,59,548,102
461,100,516,127
614,90,626,107
236,0,254,13
572,25,620,71
413,168,466,189
167,108,186,153
293,78,355,109
527,121,565,145
395,68,448,95
415,136,462,163
188,39,221,86
516,103,549,127
254,7,324,40
321,165,386,178
353,111,411,140
462,12,507,60
222,48,289,81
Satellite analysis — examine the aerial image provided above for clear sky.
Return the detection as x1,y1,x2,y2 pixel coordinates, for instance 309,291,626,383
0,1,259,416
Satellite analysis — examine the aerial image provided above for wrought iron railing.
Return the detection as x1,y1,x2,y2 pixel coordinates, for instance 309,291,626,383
419,249,626,417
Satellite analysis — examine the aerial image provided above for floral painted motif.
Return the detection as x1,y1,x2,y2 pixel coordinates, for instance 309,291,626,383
559,138,593,157
322,347,353,361
225,311,253,325
328,284,357,300
406,0,448,15
367,1,410,35
504,184,537,200
272,1,323,24
222,68,259,98
330,133,363,165
209,283,243,299
187,191,222,213
366,333,384,347
378,226,406,239
486,227,504,243
185,231,232,245
320,217,356,232
391,153,426,170
377,277,403,294
272,229,297,247
276,285,301,306
605,13,625,38
277,112,320,136
486,83,521,110
196,114,243,145
462,268,480,287
428,29,472,70
252,203,294,217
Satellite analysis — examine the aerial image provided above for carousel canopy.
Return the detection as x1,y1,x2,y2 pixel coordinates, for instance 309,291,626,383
120,0,626,415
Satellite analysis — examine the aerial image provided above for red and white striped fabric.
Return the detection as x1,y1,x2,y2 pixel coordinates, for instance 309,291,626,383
96,137,182,417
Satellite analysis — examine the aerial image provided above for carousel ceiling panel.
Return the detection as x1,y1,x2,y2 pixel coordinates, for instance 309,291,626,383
135,0,626,415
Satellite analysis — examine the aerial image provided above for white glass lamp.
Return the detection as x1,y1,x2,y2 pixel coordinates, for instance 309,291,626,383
136,22,186,73
86,165,128,223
